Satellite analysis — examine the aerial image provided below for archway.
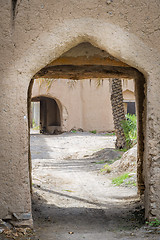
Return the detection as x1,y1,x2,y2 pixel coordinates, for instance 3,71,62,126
123,89,136,115
1,18,159,227
27,40,146,225
31,96,61,134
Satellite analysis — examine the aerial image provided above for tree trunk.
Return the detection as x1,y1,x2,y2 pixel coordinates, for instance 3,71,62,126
110,78,126,149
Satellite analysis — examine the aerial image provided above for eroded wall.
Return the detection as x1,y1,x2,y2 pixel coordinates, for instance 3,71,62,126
0,0,160,223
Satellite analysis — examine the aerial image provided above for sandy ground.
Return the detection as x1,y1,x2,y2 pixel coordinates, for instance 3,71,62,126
1,131,159,240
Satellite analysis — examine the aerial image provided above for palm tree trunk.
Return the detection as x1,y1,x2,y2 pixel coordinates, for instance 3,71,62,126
110,78,126,149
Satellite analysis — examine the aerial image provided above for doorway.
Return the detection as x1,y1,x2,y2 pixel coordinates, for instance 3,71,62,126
31,96,61,134
27,42,146,238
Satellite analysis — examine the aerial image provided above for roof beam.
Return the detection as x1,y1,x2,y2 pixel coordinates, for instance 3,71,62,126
33,65,138,80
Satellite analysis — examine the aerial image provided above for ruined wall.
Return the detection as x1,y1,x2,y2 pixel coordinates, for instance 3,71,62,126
0,0,160,223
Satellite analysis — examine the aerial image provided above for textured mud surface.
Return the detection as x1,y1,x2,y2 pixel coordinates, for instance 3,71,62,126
1,132,159,240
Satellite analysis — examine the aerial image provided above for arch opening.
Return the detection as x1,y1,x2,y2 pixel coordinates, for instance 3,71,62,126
27,41,146,230
123,89,136,115
31,96,61,134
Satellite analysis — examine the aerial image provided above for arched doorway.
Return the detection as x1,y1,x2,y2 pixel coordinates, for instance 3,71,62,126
123,89,136,115
1,18,159,227
29,42,146,194
31,96,61,134
27,41,146,220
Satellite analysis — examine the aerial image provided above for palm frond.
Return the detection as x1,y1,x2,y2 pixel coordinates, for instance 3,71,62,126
95,78,103,88
67,79,78,89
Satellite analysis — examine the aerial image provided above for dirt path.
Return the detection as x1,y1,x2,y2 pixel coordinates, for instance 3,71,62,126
29,132,158,240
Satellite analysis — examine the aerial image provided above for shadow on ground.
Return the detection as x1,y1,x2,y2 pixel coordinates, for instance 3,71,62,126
32,186,145,233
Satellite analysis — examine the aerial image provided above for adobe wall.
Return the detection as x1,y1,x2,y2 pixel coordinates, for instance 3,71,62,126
0,0,160,223
31,78,135,132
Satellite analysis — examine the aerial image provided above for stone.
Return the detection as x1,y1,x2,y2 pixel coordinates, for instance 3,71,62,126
10,219,33,228
111,144,137,173
0,219,12,233
13,213,32,221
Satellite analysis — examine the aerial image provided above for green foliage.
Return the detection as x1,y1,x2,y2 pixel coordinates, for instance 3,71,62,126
100,164,111,173
146,218,160,227
112,173,137,186
90,130,97,134
126,181,137,187
62,189,74,192
117,148,128,152
105,132,115,136
33,125,40,130
112,173,131,186
121,113,137,149
32,119,36,127
32,119,40,130
71,130,77,133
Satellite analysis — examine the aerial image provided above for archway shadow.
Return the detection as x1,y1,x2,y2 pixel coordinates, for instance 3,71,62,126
32,186,145,233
